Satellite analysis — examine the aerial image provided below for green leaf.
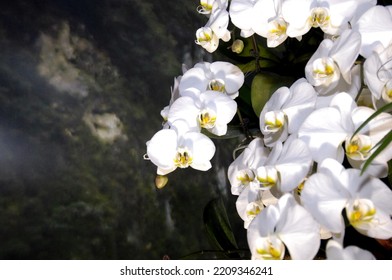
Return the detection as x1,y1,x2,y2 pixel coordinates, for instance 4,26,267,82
251,72,294,116
203,197,239,258
237,60,258,73
361,130,392,175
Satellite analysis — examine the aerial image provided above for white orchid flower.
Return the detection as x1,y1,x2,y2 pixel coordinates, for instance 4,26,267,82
196,6,231,53
364,43,392,107
301,158,392,240
353,5,392,59
167,90,237,136
228,137,270,195
259,78,317,147
299,92,356,164
179,61,244,99
326,239,376,260
298,92,392,177
247,193,320,260
315,64,362,108
348,106,392,178
305,29,361,95
255,136,313,197
251,0,290,47
281,0,376,37
146,120,216,175
236,187,264,229
195,27,220,53
235,188,280,230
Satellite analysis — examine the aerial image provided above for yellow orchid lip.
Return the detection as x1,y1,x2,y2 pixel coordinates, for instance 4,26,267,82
347,199,376,226
196,32,212,43
199,109,217,129
236,169,255,185
309,7,330,28
255,237,285,260
245,201,263,219
174,147,193,168
198,1,213,14
264,111,286,133
267,17,288,45
312,57,336,79
208,79,226,92
345,134,372,161
256,166,279,189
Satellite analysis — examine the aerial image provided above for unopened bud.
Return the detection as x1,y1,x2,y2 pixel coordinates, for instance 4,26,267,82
231,39,244,54
155,175,168,189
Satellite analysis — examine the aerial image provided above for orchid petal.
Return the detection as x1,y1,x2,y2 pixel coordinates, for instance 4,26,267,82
281,0,313,37
354,5,392,58
326,239,376,260
301,172,349,233
330,30,361,84
146,129,178,174
184,132,216,171
276,194,321,260
298,106,348,163
276,138,313,193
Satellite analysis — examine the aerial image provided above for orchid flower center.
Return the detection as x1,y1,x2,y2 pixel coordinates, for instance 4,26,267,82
197,0,213,15
196,27,213,43
347,199,376,226
264,111,285,133
256,166,279,190
195,27,218,51
310,7,330,28
267,17,287,42
199,109,217,129
382,79,392,102
236,169,256,186
174,147,193,168
208,79,226,92
267,17,287,40
255,236,285,260
246,201,263,220
345,134,372,160
312,57,338,86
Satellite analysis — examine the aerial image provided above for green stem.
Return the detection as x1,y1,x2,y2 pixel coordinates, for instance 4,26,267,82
251,35,261,73
236,108,252,140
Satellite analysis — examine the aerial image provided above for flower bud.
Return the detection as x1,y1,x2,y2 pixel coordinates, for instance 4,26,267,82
155,175,168,189
231,39,244,54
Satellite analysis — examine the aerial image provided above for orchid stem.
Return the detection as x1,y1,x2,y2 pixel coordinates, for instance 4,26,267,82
236,108,252,140
251,35,261,73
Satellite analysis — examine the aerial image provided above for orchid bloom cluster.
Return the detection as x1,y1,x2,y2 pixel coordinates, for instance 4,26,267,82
146,0,392,259
146,61,244,176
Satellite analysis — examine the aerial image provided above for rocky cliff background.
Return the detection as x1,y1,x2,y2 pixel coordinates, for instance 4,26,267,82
0,0,243,259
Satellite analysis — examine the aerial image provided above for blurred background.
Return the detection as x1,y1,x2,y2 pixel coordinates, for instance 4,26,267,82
0,0,246,259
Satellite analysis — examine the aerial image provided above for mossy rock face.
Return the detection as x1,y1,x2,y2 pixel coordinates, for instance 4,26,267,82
0,0,243,260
